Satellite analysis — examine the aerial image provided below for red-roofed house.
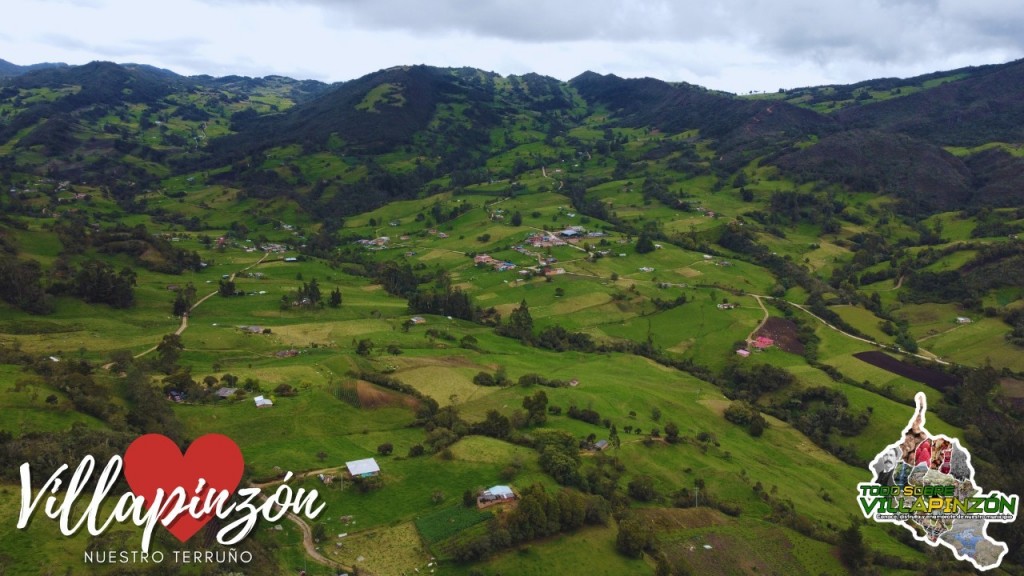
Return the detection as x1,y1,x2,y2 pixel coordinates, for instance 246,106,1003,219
753,336,774,350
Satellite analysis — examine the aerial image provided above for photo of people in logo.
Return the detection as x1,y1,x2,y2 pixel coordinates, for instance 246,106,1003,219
866,393,1013,570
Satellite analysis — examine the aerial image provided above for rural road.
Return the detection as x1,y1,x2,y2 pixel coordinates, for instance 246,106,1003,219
253,485,359,575
540,165,564,190
284,510,357,574
758,295,950,366
746,294,771,344
110,252,273,364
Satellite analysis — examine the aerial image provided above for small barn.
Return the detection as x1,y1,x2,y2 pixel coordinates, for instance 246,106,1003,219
480,485,516,503
253,395,274,408
345,458,381,479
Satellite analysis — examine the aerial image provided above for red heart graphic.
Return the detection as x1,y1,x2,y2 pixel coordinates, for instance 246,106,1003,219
123,433,244,543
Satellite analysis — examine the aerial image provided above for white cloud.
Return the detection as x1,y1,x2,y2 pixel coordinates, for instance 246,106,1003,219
0,0,1020,92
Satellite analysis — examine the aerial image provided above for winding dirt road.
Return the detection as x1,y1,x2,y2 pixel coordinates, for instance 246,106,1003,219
768,296,949,365
126,252,273,362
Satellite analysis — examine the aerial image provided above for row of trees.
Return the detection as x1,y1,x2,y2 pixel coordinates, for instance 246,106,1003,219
450,483,609,562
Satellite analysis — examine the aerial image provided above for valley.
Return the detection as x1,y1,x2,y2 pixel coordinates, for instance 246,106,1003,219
0,59,1022,575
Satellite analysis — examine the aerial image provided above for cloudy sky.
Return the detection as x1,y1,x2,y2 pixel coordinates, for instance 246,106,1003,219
2,0,1022,93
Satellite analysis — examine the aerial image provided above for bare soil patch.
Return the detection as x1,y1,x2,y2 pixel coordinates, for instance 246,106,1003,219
754,317,805,355
853,351,960,391
356,380,420,410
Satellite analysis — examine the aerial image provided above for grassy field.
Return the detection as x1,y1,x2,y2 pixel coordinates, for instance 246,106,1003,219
2,67,1023,576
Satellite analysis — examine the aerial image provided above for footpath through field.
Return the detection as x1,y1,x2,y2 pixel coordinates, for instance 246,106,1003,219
105,252,274,366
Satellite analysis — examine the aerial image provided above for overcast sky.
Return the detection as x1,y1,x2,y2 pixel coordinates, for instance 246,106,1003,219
2,0,1022,93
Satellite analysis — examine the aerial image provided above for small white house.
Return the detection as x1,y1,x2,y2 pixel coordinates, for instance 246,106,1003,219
253,395,273,408
480,485,516,502
955,317,973,324
346,458,381,478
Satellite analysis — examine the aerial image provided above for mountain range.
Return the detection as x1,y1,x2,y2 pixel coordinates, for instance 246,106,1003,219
3,57,1024,218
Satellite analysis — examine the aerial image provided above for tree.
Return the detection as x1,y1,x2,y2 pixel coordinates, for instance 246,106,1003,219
473,410,511,439
510,211,523,226
664,421,680,443
356,338,374,356
0,254,54,314
72,259,136,307
499,299,533,342
522,390,548,426
748,417,766,437
155,333,183,374
838,520,867,570
377,442,394,456
635,232,656,254
172,293,190,317
616,514,653,558
628,475,657,501
329,287,342,308
312,523,327,542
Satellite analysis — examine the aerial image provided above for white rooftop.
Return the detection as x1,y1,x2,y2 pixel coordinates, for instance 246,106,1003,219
346,458,380,476
485,485,514,498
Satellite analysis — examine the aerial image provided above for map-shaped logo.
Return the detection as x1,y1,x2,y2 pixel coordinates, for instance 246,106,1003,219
857,392,1018,571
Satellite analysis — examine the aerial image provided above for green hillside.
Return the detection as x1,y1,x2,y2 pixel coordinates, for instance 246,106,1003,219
1,59,1023,575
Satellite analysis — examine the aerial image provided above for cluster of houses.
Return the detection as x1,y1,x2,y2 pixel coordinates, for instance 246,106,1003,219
474,254,517,271
356,236,390,250
522,227,605,250
524,232,567,248
257,242,290,253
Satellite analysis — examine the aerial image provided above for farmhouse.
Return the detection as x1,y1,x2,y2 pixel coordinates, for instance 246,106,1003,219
594,439,609,451
253,395,273,408
752,336,774,350
955,317,973,324
410,316,427,325
735,349,751,358
717,303,737,310
215,387,237,399
478,485,516,506
345,458,381,479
